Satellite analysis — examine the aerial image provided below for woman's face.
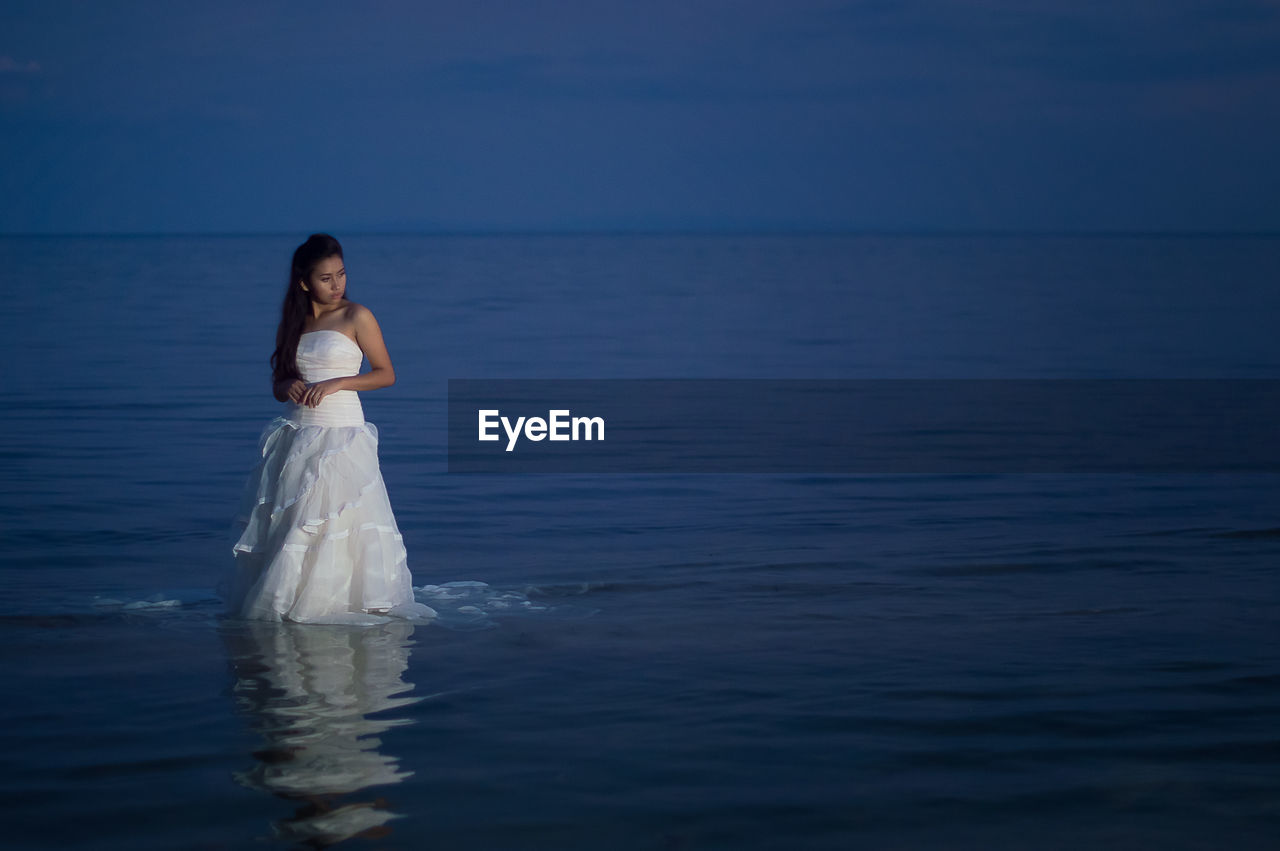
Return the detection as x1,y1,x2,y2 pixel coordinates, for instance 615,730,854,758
302,255,346,305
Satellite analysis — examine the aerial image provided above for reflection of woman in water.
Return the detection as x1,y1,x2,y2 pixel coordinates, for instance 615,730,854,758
221,619,427,845
220,233,436,624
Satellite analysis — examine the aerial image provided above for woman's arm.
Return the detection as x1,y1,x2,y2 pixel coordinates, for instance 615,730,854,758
297,305,396,407
340,304,396,391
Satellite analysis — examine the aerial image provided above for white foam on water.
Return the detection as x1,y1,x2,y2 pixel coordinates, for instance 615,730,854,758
79,580,595,630
412,581,557,630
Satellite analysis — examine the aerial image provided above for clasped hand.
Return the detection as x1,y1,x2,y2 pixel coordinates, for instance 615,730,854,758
285,378,343,408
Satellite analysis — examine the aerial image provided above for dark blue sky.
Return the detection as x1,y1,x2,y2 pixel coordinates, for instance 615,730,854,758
2,0,1278,233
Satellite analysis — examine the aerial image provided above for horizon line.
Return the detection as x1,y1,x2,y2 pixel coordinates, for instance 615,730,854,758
3,227,1280,238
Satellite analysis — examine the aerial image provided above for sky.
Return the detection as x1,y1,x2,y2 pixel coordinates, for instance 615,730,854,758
2,0,1279,234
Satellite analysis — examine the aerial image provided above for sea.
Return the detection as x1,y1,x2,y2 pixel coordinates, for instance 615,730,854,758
2,233,1278,849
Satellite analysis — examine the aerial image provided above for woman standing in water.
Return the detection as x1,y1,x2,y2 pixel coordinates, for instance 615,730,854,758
221,233,436,624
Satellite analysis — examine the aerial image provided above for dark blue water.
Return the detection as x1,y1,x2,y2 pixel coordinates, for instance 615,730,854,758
3,234,1279,849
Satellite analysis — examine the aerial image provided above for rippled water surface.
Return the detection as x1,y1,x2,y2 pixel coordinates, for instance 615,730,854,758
3,234,1279,849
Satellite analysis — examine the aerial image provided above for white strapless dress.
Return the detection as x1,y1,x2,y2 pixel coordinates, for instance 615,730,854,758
219,330,437,625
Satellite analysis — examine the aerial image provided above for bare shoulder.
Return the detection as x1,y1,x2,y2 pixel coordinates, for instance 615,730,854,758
346,301,381,330
348,301,392,360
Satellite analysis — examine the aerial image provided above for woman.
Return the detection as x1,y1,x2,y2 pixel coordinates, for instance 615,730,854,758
220,233,436,624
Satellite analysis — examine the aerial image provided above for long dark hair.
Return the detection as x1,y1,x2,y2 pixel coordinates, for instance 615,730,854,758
271,233,345,385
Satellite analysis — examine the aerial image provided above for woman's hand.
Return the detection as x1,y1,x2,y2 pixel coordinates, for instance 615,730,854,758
299,378,344,408
282,379,308,405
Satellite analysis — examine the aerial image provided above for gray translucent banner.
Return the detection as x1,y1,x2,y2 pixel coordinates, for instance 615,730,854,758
446,379,1280,473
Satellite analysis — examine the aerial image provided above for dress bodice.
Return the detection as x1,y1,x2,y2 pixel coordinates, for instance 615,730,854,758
288,330,365,427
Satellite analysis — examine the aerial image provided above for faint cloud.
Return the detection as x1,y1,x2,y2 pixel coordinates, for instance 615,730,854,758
1147,69,1280,116
771,0,1280,120
0,56,41,74
0,56,44,106
199,102,265,122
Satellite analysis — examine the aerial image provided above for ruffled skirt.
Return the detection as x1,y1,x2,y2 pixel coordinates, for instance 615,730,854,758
219,416,437,625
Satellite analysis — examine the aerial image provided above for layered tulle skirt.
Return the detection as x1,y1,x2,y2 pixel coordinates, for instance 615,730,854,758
219,416,437,625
